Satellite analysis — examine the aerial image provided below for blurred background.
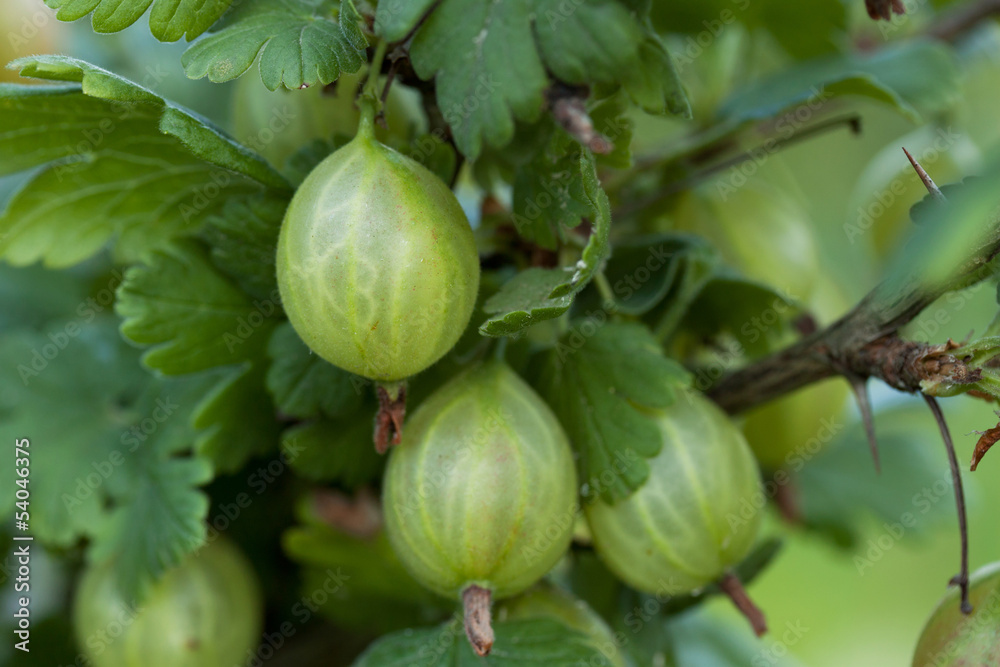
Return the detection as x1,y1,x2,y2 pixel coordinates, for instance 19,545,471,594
2,0,1000,665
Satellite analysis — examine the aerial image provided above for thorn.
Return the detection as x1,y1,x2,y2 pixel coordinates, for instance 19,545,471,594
923,394,974,615
841,372,881,473
903,147,946,203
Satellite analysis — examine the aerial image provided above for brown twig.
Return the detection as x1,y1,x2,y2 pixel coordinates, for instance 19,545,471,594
462,585,495,656
926,0,1000,41
923,395,974,615
718,572,768,636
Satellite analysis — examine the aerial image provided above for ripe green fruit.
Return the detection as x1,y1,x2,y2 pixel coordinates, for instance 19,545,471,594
276,118,480,382
500,586,626,667
73,540,262,667
585,390,763,596
912,562,1000,667
383,362,577,601
671,180,821,300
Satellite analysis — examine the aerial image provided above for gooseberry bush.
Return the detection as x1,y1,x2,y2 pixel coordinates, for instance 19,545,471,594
7,0,1000,665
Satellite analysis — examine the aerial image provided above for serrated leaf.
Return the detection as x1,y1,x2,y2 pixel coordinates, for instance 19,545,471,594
353,617,612,666
480,269,576,337
266,322,365,420
386,0,670,158
44,0,232,42
202,194,286,301
0,321,213,599
116,242,279,374
282,418,383,487
182,0,368,91
511,147,590,249
192,362,280,472
481,154,611,337
0,56,287,267
90,456,212,597
622,33,691,118
537,322,690,502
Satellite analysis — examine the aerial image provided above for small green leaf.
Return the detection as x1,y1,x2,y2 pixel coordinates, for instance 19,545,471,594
182,0,368,90
622,33,691,118
281,419,384,487
511,146,590,249
116,242,278,374
266,322,365,420
44,0,233,42
537,322,690,502
480,268,576,337
202,194,286,301
353,617,612,665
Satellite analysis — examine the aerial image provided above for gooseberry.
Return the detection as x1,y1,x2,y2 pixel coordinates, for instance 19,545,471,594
912,561,1000,667
73,539,262,667
584,389,767,633
382,361,577,654
276,113,480,382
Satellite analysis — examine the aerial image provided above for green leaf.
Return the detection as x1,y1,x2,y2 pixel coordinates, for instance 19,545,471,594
511,146,590,249
44,0,233,41
0,57,287,268
481,153,611,337
598,234,708,317
719,40,959,126
202,194,286,301
537,322,690,502
796,403,955,548
682,273,800,357
480,268,577,337
182,0,368,91
385,0,675,158
116,242,279,374
192,362,280,473
284,506,444,634
0,321,212,599
266,322,365,420
353,617,612,665
670,609,803,667
622,33,691,118
281,418,383,487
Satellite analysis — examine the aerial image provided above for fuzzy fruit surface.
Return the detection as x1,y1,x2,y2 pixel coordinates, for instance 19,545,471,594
912,561,1000,667
383,362,577,600
501,585,626,667
585,390,763,596
276,126,480,382
73,539,262,667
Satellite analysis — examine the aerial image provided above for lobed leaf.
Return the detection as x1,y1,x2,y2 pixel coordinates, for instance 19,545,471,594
182,0,368,90
44,0,233,42
537,322,690,502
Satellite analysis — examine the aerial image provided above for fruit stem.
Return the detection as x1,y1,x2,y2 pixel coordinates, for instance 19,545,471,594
923,394,974,614
718,571,767,637
357,39,389,141
462,585,495,656
374,381,407,454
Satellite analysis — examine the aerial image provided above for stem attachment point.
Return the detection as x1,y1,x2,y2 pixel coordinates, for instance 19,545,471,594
462,585,495,656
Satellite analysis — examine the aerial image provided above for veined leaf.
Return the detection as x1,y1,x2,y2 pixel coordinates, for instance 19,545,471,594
44,0,232,42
